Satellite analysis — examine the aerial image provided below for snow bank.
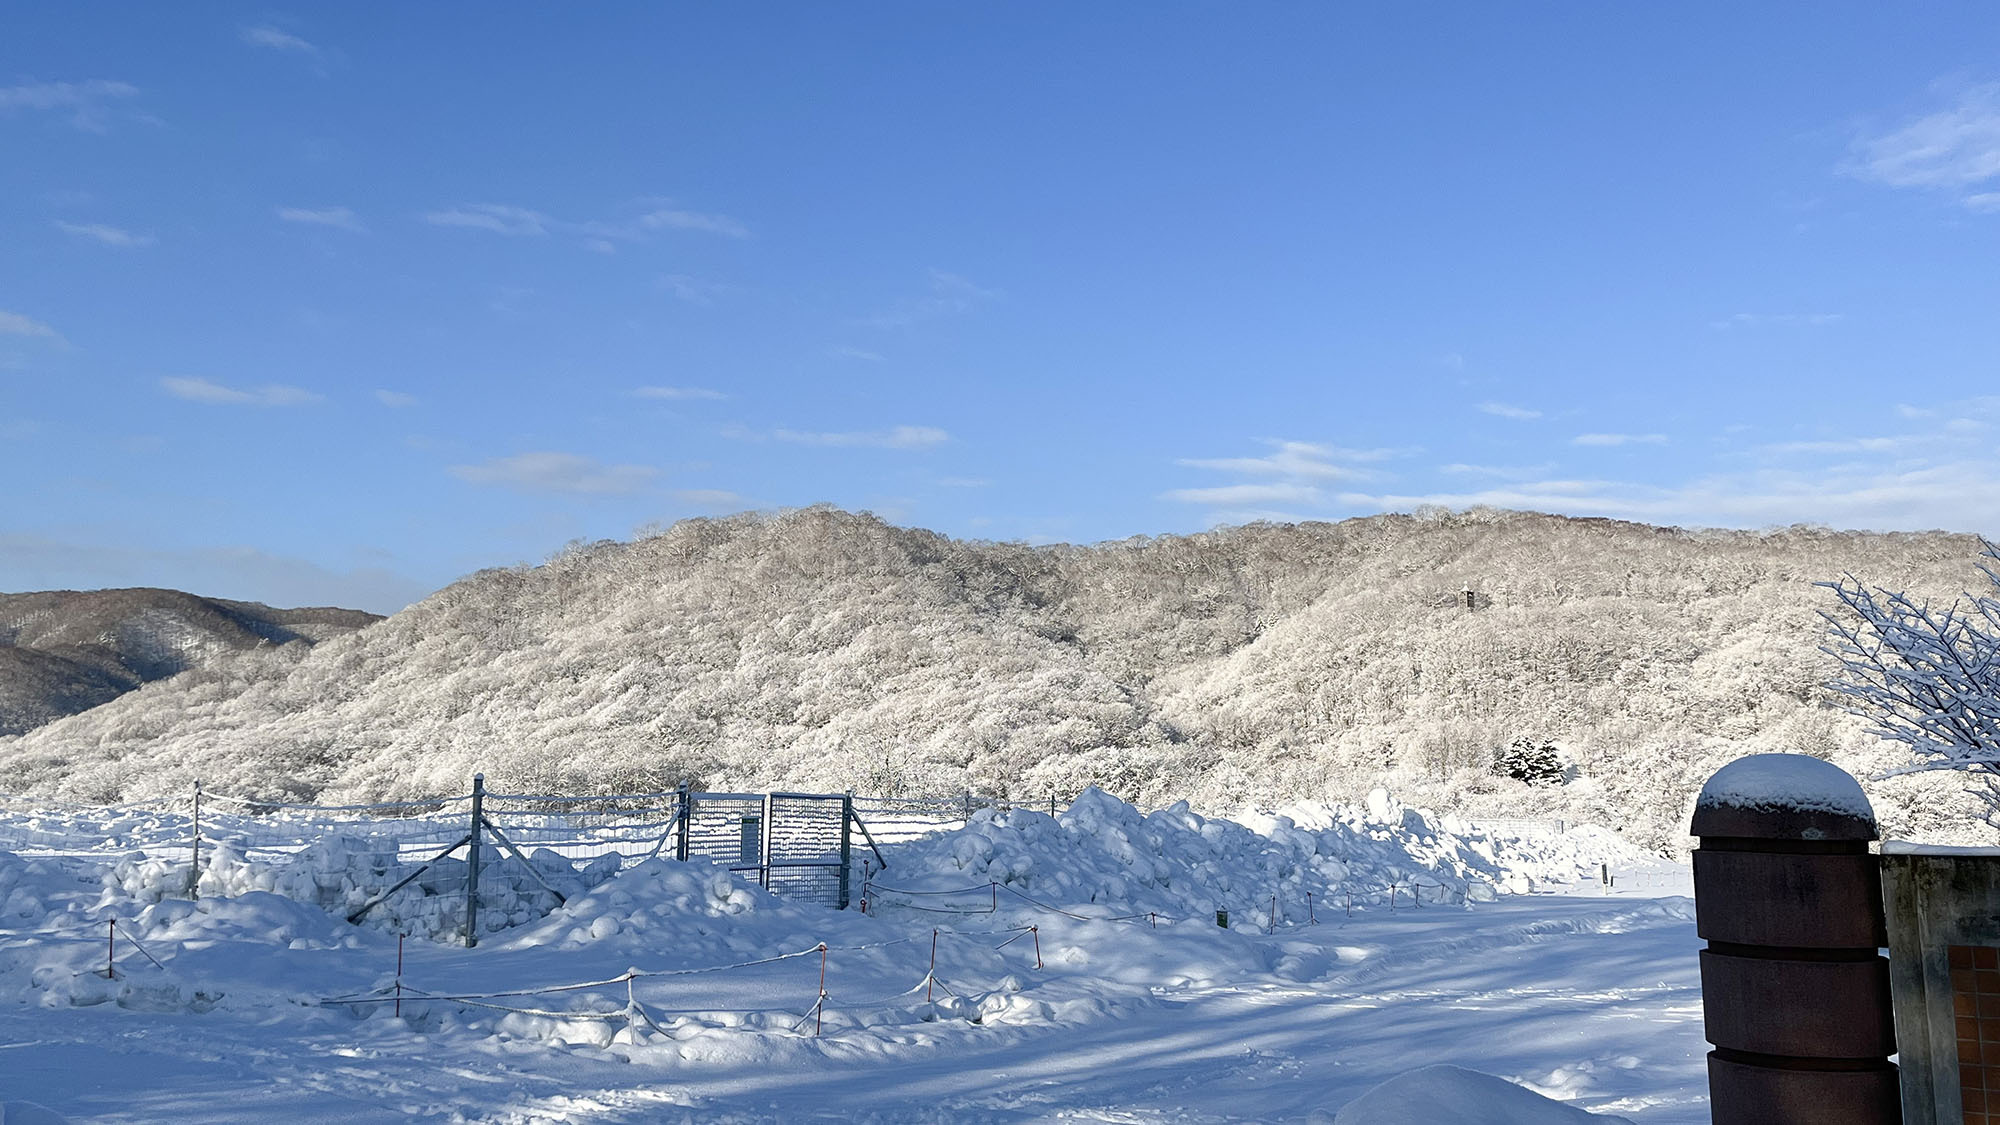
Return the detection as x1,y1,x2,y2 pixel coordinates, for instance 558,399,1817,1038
98,835,626,943
875,787,1654,929
1329,1064,1635,1124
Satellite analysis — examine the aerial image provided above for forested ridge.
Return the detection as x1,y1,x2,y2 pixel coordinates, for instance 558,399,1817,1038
0,506,1988,848
0,589,379,737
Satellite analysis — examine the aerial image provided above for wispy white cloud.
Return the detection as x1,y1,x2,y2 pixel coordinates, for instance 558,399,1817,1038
161,377,323,406
427,201,749,249
1338,459,2000,536
1761,436,1912,455
1165,439,1411,520
278,206,365,233
637,209,749,239
1848,83,2000,206
425,204,550,237
1572,432,1667,447
658,274,735,305
0,311,62,341
0,79,140,130
241,26,318,52
374,389,418,408
635,385,726,401
770,425,948,449
858,270,999,329
1711,312,1842,329
1162,483,1324,506
54,220,154,247
1439,462,1558,480
1477,401,1541,420
448,451,658,495
0,532,429,615
1177,439,1393,481
674,488,745,508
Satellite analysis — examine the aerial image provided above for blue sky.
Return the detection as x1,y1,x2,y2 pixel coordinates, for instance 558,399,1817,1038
5,5,2000,612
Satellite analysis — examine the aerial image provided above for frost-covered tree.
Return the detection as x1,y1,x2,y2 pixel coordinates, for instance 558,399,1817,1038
1821,540,2000,827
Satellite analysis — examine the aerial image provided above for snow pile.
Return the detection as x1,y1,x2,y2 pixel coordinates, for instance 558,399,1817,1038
501,857,775,952
0,850,65,924
1694,753,1875,820
99,835,626,943
876,787,1655,928
1328,1065,1634,1124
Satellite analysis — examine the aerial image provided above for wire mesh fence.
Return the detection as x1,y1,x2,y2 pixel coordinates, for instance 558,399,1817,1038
0,778,910,945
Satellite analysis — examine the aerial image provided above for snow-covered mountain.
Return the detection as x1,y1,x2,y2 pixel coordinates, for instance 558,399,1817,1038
0,507,1987,847
0,588,380,737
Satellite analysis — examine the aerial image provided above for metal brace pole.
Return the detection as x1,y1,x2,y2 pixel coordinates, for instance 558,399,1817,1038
481,817,566,905
846,804,888,871
345,832,474,924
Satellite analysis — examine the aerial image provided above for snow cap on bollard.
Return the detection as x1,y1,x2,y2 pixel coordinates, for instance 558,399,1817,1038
1690,753,1876,841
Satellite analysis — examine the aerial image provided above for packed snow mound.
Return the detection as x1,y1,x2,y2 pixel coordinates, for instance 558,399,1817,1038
99,834,626,943
498,857,797,954
1696,753,1874,819
1330,1064,1635,1124
876,787,1654,926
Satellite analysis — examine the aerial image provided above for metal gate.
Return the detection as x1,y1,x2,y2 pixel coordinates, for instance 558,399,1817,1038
672,790,882,909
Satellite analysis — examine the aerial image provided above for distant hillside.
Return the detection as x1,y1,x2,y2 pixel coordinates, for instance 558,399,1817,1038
0,589,380,736
0,508,1989,848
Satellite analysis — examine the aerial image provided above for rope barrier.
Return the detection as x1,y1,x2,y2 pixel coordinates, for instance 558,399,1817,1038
318,920,1056,1040
325,944,828,1006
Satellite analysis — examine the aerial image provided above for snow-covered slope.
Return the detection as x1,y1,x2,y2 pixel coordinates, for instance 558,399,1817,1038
0,507,1987,847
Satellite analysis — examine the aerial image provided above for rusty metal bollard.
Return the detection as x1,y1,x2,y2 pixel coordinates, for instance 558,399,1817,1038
1691,753,1900,1124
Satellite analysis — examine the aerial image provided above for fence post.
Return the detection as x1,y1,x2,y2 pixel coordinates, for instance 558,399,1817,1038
759,792,774,890
838,793,853,910
465,773,485,949
675,781,691,863
187,780,202,900
1691,754,1898,1125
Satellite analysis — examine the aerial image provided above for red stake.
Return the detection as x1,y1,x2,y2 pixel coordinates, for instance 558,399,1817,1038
395,932,405,1018
1307,891,1317,925
1149,912,1156,929
1031,925,1042,970
1269,893,1278,929
106,919,115,980
990,882,997,912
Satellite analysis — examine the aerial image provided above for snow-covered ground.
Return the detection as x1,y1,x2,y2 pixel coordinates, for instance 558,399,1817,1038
0,789,1706,1123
